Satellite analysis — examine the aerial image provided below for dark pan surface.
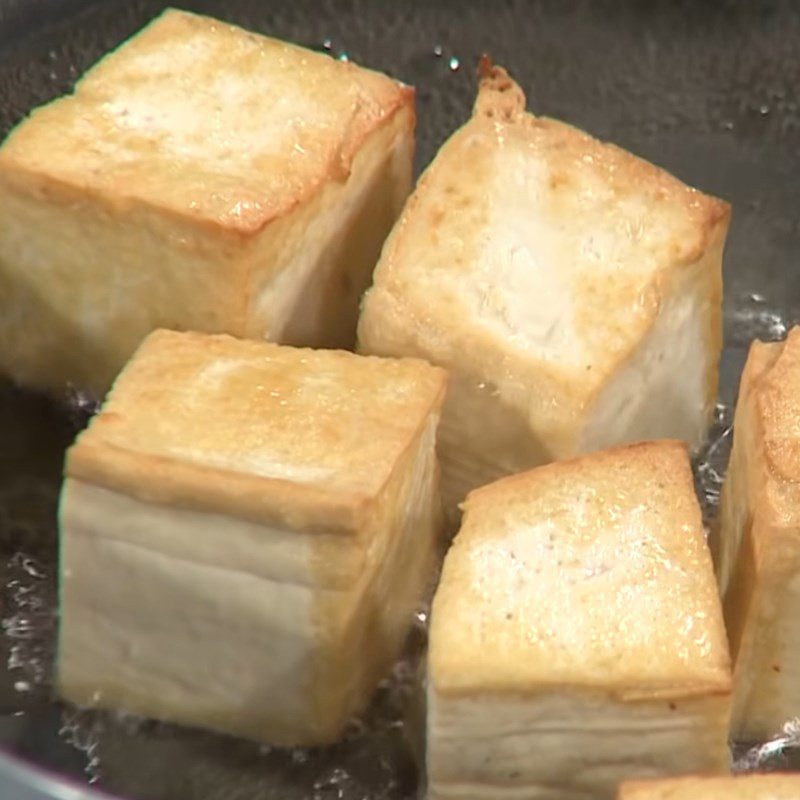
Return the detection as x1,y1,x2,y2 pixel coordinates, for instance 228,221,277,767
0,1,799,798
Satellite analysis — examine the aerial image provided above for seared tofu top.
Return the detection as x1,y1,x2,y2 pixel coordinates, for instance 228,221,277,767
0,8,412,234
66,330,446,532
430,440,731,698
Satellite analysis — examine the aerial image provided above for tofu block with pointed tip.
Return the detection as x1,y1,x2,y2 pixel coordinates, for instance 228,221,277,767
358,60,729,518
57,330,445,746
427,441,731,800
618,774,800,799
713,326,800,741
0,8,414,396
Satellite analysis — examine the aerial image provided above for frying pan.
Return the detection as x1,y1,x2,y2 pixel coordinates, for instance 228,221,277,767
1,1,799,798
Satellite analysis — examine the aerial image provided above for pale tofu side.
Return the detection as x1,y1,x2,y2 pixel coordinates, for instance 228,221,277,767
715,327,800,741
427,441,731,800
711,340,780,594
245,107,414,351
579,235,724,454
358,62,729,518
428,693,729,800
58,414,440,744
58,480,321,743
311,412,442,736
0,8,414,396
618,774,800,799
58,331,446,745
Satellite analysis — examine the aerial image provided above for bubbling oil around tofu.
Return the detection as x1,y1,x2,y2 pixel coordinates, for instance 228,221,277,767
0,299,794,797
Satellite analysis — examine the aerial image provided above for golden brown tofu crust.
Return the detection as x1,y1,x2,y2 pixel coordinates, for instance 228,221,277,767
66,330,447,533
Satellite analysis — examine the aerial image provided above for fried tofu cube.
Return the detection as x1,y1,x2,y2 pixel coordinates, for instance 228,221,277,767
428,441,731,800
0,9,414,395
57,330,445,745
714,326,800,741
358,61,729,517
618,774,800,799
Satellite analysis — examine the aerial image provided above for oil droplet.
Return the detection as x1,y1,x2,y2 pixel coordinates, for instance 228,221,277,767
338,51,349,63
449,57,460,72
21,557,45,579
313,767,352,798
290,748,309,765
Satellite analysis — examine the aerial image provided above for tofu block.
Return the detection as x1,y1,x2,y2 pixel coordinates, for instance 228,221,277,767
0,9,414,396
358,60,729,517
618,774,800,799
714,326,800,741
427,441,732,800
57,330,445,746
